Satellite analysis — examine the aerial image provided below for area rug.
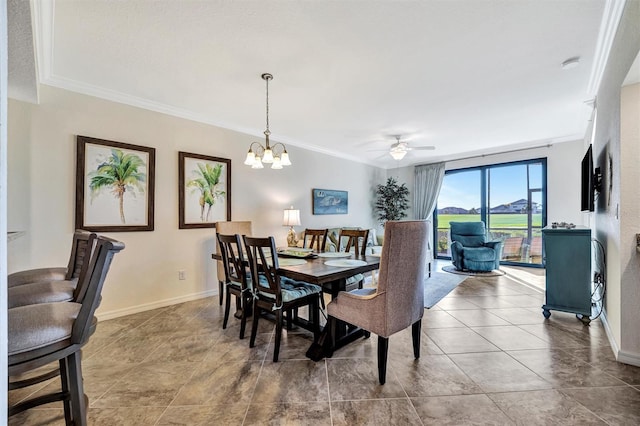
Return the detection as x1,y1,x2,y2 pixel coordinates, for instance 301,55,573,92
424,272,467,308
442,265,506,277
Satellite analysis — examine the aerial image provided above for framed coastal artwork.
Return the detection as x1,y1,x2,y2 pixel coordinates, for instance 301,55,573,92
179,151,231,229
312,188,348,215
76,136,155,232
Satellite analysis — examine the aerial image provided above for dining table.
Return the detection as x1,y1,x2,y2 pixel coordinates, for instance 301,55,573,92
212,249,381,354
278,251,380,353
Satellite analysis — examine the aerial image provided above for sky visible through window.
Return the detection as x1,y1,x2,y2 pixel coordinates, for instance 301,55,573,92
438,164,543,210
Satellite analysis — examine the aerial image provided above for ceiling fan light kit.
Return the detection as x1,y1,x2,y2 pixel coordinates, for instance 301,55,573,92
386,135,434,160
390,147,407,160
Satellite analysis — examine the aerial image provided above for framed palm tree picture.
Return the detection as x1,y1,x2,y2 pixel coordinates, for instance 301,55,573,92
178,151,231,229
76,136,155,232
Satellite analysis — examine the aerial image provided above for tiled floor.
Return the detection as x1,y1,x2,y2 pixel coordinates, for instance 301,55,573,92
9,264,640,425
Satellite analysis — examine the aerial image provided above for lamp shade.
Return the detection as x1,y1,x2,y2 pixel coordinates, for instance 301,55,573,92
283,208,301,227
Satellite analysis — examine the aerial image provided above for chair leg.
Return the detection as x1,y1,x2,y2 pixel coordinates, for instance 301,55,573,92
412,319,422,359
286,309,293,330
312,296,320,340
378,336,389,385
326,316,336,359
59,358,73,424
239,296,249,340
274,309,284,362
250,302,260,348
218,280,224,305
67,351,87,426
222,287,232,330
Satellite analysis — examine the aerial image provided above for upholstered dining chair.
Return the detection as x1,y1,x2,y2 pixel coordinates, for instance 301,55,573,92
338,229,369,290
303,228,328,252
8,230,96,287
215,221,253,305
8,235,125,425
327,220,429,384
8,232,98,309
217,233,253,339
243,235,322,362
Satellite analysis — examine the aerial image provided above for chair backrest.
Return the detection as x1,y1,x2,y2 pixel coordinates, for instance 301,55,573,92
303,229,328,252
217,233,250,292
72,235,125,345
530,236,542,256
502,237,524,259
242,235,283,307
215,221,253,279
66,230,98,281
376,220,429,336
450,221,487,247
339,229,369,256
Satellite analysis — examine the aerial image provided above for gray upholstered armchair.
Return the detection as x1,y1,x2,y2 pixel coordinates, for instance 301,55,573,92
450,221,503,272
326,220,429,384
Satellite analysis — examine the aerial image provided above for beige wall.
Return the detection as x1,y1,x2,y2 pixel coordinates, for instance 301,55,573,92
620,82,640,357
8,86,384,319
593,0,640,364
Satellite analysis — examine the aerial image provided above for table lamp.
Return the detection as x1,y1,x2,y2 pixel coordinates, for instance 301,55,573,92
283,206,301,247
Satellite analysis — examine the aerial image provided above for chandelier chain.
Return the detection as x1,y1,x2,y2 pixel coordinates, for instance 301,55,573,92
265,74,270,136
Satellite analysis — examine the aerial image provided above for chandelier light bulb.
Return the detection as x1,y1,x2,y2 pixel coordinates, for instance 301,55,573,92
271,157,283,169
280,151,291,166
252,156,264,169
244,150,256,166
262,148,274,163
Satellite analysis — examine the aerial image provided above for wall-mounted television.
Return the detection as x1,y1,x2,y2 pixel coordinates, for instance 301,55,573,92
581,145,594,212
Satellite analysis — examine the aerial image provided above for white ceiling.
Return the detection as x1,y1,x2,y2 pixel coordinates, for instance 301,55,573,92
12,0,619,168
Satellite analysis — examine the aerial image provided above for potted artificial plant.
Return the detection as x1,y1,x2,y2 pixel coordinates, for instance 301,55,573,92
375,177,409,226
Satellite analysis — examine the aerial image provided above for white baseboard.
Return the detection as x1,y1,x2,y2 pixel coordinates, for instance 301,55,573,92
599,309,640,367
96,289,218,321
599,309,620,354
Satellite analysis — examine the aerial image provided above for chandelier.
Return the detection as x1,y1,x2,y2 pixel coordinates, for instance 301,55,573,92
244,73,291,169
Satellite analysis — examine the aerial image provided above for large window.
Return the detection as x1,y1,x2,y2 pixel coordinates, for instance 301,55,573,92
434,158,547,266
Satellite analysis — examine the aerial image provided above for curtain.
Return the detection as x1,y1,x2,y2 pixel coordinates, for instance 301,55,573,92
414,162,445,220
414,162,446,259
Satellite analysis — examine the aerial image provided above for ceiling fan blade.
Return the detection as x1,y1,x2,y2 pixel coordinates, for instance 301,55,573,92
411,146,436,151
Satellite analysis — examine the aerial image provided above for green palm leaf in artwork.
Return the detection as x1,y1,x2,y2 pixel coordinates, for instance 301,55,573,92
187,163,225,222
88,149,146,224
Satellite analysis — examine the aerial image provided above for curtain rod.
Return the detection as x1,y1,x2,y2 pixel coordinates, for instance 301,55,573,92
442,143,552,164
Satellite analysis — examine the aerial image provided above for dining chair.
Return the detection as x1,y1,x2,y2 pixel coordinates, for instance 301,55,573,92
215,221,253,305
8,233,98,309
303,228,328,251
8,235,125,425
217,233,253,339
339,229,369,256
338,229,369,290
8,230,97,287
243,235,322,362
327,220,429,384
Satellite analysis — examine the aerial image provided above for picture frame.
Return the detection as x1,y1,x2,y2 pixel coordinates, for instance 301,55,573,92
76,135,155,232
312,188,348,215
179,151,231,229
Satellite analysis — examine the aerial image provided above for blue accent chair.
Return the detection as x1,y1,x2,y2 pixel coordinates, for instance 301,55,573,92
450,222,503,272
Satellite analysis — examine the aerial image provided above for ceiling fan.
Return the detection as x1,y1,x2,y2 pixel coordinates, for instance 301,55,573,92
387,135,435,160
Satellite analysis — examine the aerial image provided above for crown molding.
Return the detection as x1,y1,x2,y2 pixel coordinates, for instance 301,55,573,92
587,0,627,96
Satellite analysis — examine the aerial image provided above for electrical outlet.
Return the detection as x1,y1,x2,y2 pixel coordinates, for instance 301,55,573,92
178,270,186,280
